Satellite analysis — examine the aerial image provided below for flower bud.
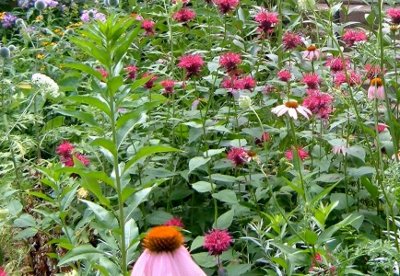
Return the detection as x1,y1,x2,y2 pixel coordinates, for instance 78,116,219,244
0,47,10,59
35,0,47,10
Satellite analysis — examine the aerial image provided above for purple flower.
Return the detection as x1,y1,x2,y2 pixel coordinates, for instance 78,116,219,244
35,0,59,7
2,13,17,28
81,9,106,23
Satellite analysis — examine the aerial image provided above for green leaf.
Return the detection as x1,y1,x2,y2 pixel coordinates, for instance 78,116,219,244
14,214,36,228
302,230,318,245
282,177,304,196
123,146,180,174
360,176,379,199
125,218,139,248
116,113,147,150
91,138,116,163
348,166,375,178
192,252,216,268
14,227,38,240
107,76,124,97
330,193,354,210
58,244,103,266
225,264,252,276
55,109,99,127
190,236,205,252
212,190,238,204
315,173,344,183
7,199,23,216
27,191,54,203
189,157,211,174
213,209,234,229
192,181,216,193
42,116,65,132
317,213,362,244
81,200,118,229
68,95,111,117
147,211,172,225
62,63,105,81
346,145,366,162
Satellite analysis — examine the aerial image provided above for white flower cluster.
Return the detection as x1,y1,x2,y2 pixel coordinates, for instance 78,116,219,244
31,73,60,98
298,0,315,11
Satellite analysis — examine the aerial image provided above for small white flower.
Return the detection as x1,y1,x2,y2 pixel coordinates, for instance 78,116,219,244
271,100,312,120
31,73,60,98
238,95,252,109
332,145,347,155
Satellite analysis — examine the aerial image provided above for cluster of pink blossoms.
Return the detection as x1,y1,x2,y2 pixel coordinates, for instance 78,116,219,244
173,9,196,23
219,52,242,74
178,54,205,79
303,90,333,120
56,141,90,167
203,228,233,255
254,9,279,36
141,20,155,35
214,0,239,14
387,7,400,24
342,29,367,47
282,32,304,50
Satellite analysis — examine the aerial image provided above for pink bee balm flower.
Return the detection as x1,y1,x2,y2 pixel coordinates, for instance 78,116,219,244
203,229,233,255
75,154,90,167
141,20,155,35
368,78,385,100
219,52,242,73
303,90,333,119
301,73,320,89
142,72,158,89
221,76,241,93
125,65,138,80
97,68,108,79
365,64,385,79
302,45,320,61
164,217,184,228
255,132,270,146
282,32,304,50
214,0,239,14
237,75,256,90
285,147,309,161
131,226,207,276
325,57,349,72
333,71,362,87
342,29,367,47
271,101,312,120
0,267,6,276
387,8,400,24
332,145,347,155
178,54,204,79
254,9,279,35
173,9,196,23
377,124,387,133
160,79,175,95
277,69,292,82
56,141,75,157
61,156,74,167
227,147,249,166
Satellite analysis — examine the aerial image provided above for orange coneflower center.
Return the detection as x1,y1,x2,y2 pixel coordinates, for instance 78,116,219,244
143,226,184,253
370,78,383,87
285,101,299,108
307,45,317,51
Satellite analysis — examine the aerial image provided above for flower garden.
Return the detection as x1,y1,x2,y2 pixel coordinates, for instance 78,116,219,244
0,0,400,275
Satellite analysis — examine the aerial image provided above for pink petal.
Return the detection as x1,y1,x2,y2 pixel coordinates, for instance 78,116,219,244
172,246,207,276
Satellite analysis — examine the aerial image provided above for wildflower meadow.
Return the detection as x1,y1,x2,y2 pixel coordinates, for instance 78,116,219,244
1,0,400,275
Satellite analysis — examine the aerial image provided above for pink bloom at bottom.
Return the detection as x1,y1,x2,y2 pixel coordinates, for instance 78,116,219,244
377,124,387,133
160,79,175,95
0,267,7,276
203,229,233,255
131,246,206,276
227,147,248,166
285,147,309,161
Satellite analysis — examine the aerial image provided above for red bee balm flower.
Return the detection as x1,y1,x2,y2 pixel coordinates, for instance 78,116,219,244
164,217,184,228
141,20,155,35
285,147,309,161
173,9,196,23
387,8,400,24
219,52,242,73
333,71,362,87
214,0,239,14
282,32,303,50
56,141,75,157
342,29,367,47
227,147,248,166
203,229,233,255
75,154,90,167
325,57,349,72
237,75,256,90
301,73,320,89
303,90,333,119
142,72,158,89
277,70,292,82
178,54,204,78
97,68,108,79
0,267,6,276
125,65,138,80
254,9,279,35
160,79,175,94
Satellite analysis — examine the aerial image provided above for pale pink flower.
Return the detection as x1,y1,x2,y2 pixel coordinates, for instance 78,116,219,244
271,101,312,120
377,124,387,133
302,45,320,60
333,71,362,87
367,78,385,100
332,145,347,155
131,226,206,276
285,147,309,161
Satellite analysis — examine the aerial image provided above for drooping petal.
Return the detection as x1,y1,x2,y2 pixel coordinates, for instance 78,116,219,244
131,249,153,276
288,108,298,120
297,106,311,119
172,246,207,276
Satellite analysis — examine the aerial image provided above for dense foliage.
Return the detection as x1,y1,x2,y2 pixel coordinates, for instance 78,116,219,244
1,0,400,275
